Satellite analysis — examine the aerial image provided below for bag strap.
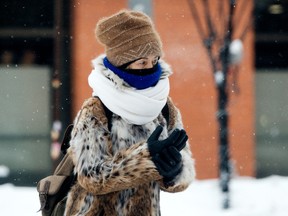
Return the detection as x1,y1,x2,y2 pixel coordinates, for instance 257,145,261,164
101,101,113,132
162,102,169,127
61,124,74,155
53,153,74,176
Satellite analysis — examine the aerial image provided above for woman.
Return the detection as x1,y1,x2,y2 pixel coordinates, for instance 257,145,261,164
65,9,195,216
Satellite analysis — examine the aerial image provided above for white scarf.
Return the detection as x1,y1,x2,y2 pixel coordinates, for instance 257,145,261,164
88,55,171,125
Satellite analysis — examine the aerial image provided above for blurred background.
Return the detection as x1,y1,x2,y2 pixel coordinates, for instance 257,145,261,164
0,0,287,187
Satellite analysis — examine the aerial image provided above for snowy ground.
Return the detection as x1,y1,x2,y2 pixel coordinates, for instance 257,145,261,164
0,175,287,216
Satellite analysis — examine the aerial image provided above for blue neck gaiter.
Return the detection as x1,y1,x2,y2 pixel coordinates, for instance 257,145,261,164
103,57,162,90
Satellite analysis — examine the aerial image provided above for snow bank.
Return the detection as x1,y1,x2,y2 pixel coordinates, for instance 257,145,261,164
0,175,287,216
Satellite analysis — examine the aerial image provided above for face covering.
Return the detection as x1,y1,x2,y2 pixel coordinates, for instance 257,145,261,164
103,57,162,90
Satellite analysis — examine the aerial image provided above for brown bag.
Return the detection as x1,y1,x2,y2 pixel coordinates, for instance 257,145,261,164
37,125,75,216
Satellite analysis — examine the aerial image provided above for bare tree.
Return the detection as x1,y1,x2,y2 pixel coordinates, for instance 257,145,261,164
187,0,253,209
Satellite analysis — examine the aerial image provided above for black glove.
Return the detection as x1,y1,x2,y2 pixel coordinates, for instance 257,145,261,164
148,126,188,184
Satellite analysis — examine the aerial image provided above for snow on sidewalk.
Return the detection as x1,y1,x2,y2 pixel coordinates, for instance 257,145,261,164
161,175,288,216
0,175,287,216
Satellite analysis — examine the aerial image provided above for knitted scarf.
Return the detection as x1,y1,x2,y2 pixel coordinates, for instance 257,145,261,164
88,56,170,125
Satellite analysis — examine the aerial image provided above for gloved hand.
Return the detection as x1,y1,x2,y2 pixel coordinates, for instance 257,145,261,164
148,126,188,184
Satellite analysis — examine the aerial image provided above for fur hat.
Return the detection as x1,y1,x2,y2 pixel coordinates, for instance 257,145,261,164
95,10,162,67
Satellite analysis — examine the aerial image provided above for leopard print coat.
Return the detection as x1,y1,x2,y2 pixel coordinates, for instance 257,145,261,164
64,57,195,216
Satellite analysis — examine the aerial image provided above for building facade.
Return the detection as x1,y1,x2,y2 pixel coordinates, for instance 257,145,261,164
1,0,287,186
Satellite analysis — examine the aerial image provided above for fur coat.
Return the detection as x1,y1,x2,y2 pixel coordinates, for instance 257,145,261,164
64,56,195,216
